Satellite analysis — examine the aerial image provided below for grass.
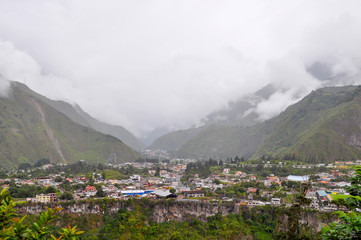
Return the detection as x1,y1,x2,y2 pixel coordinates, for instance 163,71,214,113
330,194,361,201
0,83,138,170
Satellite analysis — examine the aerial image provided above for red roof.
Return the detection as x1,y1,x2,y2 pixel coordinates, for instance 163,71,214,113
85,185,96,192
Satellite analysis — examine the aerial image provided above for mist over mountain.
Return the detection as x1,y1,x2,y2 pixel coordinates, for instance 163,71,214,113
193,59,361,131
151,85,361,163
0,1,361,138
0,82,138,169
15,82,144,151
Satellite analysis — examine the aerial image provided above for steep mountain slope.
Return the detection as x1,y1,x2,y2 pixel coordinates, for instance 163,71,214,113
153,85,361,163
149,84,275,150
254,86,361,162
177,124,265,159
0,82,138,169
15,82,143,151
150,127,205,152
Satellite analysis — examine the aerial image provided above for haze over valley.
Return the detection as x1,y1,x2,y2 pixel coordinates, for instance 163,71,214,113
1,1,361,144
2,2,361,239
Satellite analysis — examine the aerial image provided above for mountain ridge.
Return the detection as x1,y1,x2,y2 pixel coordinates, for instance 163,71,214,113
0,82,138,169
150,85,361,163
14,82,144,151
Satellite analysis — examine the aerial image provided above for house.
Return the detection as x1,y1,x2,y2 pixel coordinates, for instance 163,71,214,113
287,175,309,182
160,170,168,178
247,188,257,194
120,190,154,197
247,200,265,207
309,198,320,210
36,194,50,203
85,185,97,196
152,189,177,199
235,171,246,177
184,191,205,198
335,181,351,187
107,192,119,198
261,191,273,199
48,193,57,202
26,197,38,203
271,198,281,206
316,190,330,206
223,168,230,174
130,175,140,181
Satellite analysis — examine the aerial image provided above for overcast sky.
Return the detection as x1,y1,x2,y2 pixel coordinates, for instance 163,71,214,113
0,0,360,137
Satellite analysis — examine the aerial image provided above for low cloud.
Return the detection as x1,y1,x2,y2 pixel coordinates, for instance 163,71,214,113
0,75,10,98
0,1,360,137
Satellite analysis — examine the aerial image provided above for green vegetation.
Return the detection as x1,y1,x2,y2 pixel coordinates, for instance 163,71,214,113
152,86,361,163
0,187,334,239
150,127,205,152
89,200,280,239
101,169,124,180
0,188,83,239
8,182,59,199
59,192,74,200
322,166,361,239
16,81,143,151
31,199,328,239
34,158,51,168
0,82,138,170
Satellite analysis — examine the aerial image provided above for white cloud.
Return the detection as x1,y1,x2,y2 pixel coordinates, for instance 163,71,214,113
0,0,360,137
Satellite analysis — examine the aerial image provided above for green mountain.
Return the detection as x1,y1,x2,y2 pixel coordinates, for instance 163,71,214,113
254,85,361,162
150,127,205,152
148,84,275,151
177,125,265,160
0,82,138,169
152,85,361,163
16,82,144,151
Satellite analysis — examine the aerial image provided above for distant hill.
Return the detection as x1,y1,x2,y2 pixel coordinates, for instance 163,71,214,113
149,84,276,151
16,82,144,151
0,82,139,169
151,85,361,163
150,127,205,152
253,85,361,162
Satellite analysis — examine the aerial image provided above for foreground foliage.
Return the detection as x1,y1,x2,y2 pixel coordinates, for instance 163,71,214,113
0,188,83,239
322,166,361,239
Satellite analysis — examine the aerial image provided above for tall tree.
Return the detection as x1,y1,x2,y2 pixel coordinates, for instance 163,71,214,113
322,166,361,239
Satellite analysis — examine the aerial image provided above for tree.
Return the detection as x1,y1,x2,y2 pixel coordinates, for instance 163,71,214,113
45,186,57,194
213,179,221,185
18,163,32,170
54,176,63,182
286,178,312,239
322,166,361,239
170,188,176,194
0,188,83,239
155,166,160,177
59,191,74,200
34,158,50,168
95,185,106,198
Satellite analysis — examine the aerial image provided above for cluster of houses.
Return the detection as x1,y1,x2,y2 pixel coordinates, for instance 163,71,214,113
2,158,357,211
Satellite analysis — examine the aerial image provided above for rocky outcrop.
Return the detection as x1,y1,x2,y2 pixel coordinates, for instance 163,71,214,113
276,210,337,233
17,199,239,223
17,199,336,232
151,200,239,223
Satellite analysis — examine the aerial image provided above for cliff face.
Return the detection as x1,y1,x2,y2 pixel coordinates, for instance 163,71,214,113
17,199,336,232
17,201,126,215
17,200,239,223
276,210,337,233
151,201,239,223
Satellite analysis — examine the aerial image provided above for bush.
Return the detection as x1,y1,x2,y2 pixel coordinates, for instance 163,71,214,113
0,188,83,239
